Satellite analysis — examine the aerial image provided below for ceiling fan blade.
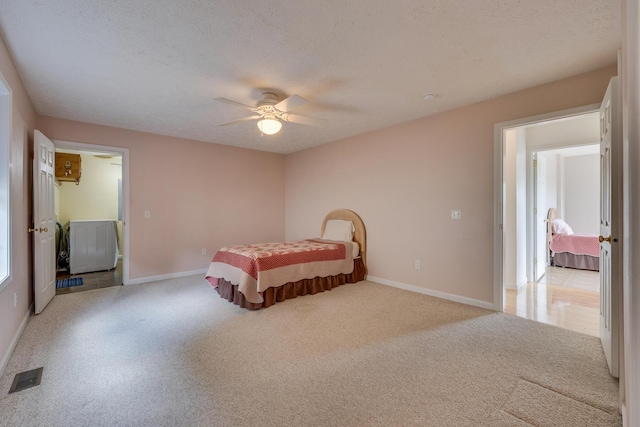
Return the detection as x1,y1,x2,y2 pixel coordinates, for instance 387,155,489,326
281,113,327,127
214,97,256,111
275,94,307,112
216,115,262,126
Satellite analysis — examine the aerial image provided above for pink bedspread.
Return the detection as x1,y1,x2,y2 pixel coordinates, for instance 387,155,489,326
550,234,599,257
205,239,354,304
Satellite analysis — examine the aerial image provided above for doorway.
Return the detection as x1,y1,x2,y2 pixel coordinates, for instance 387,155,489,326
53,140,129,291
495,105,602,336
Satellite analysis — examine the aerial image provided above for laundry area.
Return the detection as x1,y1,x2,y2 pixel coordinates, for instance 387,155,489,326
54,150,123,293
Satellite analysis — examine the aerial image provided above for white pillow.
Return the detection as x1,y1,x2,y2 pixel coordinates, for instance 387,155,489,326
552,218,574,235
349,241,360,258
322,220,355,241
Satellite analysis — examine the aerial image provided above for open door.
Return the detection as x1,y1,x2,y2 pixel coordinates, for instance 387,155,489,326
599,77,620,378
533,153,547,281
32,130,56,314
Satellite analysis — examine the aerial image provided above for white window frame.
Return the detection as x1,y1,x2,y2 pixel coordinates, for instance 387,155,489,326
0,71,12,291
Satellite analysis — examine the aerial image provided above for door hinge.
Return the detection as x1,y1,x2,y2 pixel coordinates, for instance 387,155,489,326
533,159,537,167
533,208,537,215
533,257,537,265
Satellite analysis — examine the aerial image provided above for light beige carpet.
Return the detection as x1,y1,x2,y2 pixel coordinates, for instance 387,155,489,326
0,277,620,426
503,380,620,426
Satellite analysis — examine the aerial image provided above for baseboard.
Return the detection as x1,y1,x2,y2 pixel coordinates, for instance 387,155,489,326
0,304,32,377
129,270,496,310
505,281,519,291
366,276,496,311
504,277,527,291
517,277,528,290
127,268,208,285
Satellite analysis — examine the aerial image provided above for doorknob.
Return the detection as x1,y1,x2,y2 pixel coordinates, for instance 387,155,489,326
599,235,612,243
27,227,48,233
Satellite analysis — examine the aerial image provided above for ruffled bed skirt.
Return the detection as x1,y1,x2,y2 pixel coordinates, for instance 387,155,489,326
553,252,599,271
215,258,367,309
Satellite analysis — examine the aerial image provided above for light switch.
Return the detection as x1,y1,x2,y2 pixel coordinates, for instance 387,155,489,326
451,210,462,220
144,211,151,219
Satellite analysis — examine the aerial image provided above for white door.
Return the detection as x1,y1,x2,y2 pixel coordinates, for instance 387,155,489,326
33,130,56,314
534,153,547,281
599,77,620,378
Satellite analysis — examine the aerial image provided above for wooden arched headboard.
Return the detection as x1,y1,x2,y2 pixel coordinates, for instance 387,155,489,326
321,209,366,266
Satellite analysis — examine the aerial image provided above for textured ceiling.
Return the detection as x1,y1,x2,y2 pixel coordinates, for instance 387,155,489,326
0,1,620,154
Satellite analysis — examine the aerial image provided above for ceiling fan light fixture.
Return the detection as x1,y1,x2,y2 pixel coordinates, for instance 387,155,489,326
257,117,282,135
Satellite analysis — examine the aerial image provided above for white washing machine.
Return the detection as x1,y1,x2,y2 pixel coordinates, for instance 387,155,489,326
69,220,119,274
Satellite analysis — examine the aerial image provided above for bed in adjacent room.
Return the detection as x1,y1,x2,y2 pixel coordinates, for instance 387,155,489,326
205,209,367,309
547,208,599,271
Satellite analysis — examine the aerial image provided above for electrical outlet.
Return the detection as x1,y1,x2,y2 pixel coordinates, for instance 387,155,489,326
201,248,207,256
451,210,462,220
415,260,421,270
144,211,151,219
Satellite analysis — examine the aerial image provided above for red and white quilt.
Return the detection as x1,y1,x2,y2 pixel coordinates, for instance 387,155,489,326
205,239,354,304
550,234,599,257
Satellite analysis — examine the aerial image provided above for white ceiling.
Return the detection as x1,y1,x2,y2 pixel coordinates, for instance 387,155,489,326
0,1,620,154
525,111,600,148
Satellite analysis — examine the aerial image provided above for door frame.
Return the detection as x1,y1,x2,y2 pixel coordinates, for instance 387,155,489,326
493,103,600,310
53,139,130,285
532,151,547,282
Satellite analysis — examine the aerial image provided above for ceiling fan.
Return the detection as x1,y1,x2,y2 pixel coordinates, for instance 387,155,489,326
214,92,327,135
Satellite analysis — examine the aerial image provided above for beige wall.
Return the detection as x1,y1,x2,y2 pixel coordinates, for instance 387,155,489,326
37,116,286,280
0,35,36,373
284,65,617,306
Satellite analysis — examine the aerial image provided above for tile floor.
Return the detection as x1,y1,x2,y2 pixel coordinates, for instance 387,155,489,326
537,266,600,292
504,266,600,337
55,260,122,295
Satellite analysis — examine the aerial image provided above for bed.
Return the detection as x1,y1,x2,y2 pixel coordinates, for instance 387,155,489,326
547,208,599,271
205,209,367,309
